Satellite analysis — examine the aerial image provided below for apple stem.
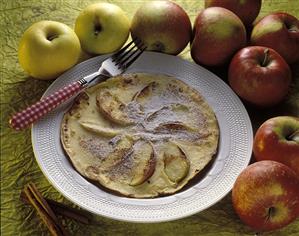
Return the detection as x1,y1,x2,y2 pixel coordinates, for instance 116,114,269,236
288,130,299,143
286,22,298,32
94,22,102,36
266,207,275,221
261,48,269,67
47,34,59,41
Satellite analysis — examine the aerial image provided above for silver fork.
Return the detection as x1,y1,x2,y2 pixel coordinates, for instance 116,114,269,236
10,38,146,131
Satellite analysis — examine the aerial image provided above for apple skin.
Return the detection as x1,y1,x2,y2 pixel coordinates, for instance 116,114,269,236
75,3,130,55
131,0,192,55
251,12,299,64
204,0,261,26
228,46,291,107
253,116,299,176
232,160,299,232
191,7,246,66
18,21,81,80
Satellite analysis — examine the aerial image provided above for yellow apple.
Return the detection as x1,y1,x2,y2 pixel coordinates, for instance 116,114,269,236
18,20,81,80
75,3,130,55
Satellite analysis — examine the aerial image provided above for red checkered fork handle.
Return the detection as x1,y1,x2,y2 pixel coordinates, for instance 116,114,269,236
9,81,84,131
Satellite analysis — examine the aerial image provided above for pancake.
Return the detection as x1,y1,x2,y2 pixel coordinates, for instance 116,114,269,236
61,73,219,198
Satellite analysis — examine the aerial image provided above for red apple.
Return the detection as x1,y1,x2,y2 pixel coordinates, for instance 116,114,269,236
253,116,299,176
232,160,299,232
251,12,299,64
130,0,192,55
191,7,246,66
204,0,261,26
228,46,291,107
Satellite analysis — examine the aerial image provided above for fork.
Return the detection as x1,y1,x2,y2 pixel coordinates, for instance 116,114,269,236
9,38,146,131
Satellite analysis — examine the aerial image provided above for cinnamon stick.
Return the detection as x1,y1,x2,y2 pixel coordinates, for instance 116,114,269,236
23,183,70,236
46,199,92,225
20,190,93,225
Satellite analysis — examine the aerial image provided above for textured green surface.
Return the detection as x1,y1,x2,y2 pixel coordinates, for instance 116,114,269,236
1,0,299,235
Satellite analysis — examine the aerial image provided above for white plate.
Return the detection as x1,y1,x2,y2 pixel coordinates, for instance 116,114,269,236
32,52,253,223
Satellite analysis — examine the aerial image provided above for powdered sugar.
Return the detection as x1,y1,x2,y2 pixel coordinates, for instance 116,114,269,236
79,137,114,160
80,78,207,161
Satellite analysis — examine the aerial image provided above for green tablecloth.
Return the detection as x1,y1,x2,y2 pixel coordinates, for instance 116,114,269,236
1,0,298,235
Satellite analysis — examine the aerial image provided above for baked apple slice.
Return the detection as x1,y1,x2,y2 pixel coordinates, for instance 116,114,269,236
96,89,133,126
79,120,121,137
133,82,156,104
146,103,189,122
102,137,156,186
101,135,134,170
163,142,190,183
129,140,156,186
155,121,197,133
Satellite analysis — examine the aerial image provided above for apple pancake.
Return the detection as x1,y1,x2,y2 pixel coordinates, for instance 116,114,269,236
61,73,219,198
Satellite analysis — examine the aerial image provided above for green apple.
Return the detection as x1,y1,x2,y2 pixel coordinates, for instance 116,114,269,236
75,3,130,55
18,20,81,80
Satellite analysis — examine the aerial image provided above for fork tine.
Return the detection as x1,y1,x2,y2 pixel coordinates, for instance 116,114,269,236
114,39,143,66
111,39,136,61
122,45,147,69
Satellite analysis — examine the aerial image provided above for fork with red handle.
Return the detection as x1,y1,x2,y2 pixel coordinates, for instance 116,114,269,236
9,38,146,131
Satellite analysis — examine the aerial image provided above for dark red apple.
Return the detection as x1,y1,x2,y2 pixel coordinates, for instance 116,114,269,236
251,12,299,64
130,0,192,55
253,116,299,176
191,7,246,66
232,160,299,232
228,46,291,107
204,0,261,26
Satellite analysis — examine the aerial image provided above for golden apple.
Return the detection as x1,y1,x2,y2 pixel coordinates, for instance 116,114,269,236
18,20,81,80
75,3,130,55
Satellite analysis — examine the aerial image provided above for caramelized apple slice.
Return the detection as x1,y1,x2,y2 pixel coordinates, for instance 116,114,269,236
133,82,156,104
146,103,189,122
129,141,156,186
96,89,133,125
155,121,197,133
105,139,156,186
101,135,134,170
170,103,189,112
163,142,190,183
79,121,121,137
